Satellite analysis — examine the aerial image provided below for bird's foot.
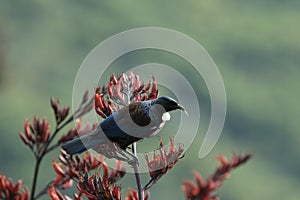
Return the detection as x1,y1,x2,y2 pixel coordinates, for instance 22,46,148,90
92,144,140,166
127,155,139,166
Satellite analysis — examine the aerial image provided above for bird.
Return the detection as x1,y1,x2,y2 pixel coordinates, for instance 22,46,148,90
62,96,186,156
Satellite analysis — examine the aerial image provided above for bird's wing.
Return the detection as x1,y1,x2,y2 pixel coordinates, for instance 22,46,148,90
98,102,152,139
98,112,127,139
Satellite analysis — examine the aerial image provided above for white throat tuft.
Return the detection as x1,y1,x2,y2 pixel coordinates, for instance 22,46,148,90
162,112,171,121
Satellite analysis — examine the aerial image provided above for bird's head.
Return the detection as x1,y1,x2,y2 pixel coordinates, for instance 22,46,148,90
152,96,187,114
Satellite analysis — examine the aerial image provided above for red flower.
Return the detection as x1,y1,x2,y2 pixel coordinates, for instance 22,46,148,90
19,117,51,154
144,138,184,190
47,186,69,200
182,153,252,200
94,72,159,119
0,173,29,200
126,189,150,200
76,160,125,200
50,150,125,200
53,151,104,182
50,98,70,125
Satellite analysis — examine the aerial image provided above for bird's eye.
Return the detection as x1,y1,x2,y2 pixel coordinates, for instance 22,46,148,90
162,112,171,121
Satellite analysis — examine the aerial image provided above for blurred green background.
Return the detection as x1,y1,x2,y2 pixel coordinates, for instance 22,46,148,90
1,0,300,199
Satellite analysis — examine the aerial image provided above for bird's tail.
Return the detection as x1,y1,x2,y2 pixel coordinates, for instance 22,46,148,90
62,131,104,155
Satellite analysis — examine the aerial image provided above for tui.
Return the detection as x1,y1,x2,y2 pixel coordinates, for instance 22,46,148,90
62,96,186,156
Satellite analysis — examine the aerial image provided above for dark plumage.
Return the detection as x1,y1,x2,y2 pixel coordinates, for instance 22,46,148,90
62,96,186,155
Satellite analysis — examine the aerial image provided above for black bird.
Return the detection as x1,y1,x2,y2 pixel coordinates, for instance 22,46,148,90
62,96,186,155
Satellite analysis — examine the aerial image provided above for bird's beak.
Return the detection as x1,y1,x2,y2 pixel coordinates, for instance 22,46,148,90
178,104,189,116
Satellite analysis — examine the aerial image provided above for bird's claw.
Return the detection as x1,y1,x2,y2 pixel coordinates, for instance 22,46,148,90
127,156,139,166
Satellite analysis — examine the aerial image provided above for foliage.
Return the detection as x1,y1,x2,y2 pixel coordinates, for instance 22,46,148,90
0,72,251,199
